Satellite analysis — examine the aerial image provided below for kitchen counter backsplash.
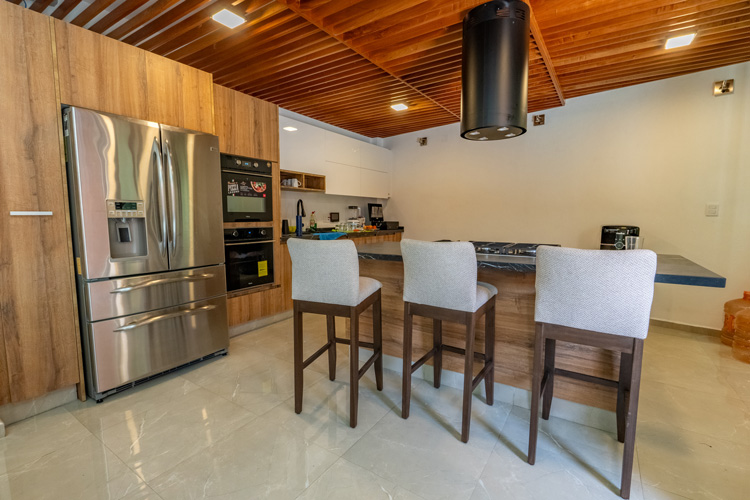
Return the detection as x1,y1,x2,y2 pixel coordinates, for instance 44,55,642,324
280,190,387,227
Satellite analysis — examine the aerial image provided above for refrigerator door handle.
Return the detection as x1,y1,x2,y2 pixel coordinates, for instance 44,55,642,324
109,273,216,294
113,304,216,332
164,139,180,259
154,136,169,261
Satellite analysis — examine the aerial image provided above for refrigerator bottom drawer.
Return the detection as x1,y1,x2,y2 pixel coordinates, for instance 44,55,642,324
86,295,228,396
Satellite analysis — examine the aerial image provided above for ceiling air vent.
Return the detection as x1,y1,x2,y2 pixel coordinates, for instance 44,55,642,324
461,0,530,141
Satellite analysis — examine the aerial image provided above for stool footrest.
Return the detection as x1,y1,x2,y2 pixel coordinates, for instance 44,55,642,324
411,347,437,374
555,368,619,389
303,341,333,369
358,351,382,380
442,344,486,361
333,337,374,349
471,362,493,392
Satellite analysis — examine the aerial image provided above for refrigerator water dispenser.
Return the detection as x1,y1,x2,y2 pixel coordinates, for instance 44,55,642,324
107,200,147,258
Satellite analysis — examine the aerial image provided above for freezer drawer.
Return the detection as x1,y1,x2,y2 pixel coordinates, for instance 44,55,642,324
84,265,227,322
86,296,228,397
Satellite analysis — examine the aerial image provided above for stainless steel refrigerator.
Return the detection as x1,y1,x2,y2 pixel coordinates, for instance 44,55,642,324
64,106,229,402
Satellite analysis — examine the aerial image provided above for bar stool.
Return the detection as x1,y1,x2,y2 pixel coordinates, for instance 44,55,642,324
400,239,497,443
527,246,657,499
287,238,383,428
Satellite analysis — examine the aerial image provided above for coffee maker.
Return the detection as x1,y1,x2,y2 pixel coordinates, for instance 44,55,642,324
368,203,384,228
600,225,639,250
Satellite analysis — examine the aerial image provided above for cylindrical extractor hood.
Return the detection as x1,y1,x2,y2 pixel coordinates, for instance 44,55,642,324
460,0,530,141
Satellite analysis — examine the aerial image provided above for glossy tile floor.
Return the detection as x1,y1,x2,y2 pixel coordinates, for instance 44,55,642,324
1,318,748,499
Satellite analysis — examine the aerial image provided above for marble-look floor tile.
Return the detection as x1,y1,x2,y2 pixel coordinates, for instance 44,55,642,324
65,374,202,438
149,414,338,500
99,387,254,482
343,379,511,500
0,407,92,475
641,348,742,399
637,421,750,500
642,484,692,500
0,433,158,500
638,380,750,443
471,407,643,500
297,458,427,500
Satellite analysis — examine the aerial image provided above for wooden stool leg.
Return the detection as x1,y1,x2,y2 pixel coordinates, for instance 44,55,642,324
620,339,644,499
616,351,633,443
461,313,476,443
528,323,544,464
349,308,360,428
402,302,413,419
541,337,556,420
373,292,383,391
485,301,495,406
326,315,337,381
433,319,442,388
293,302,304,414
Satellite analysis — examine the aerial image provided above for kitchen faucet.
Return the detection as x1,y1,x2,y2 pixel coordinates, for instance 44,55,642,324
295,199,305,237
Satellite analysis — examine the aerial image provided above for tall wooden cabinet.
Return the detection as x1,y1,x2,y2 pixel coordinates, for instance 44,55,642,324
0,4,81,403
213,85,280,161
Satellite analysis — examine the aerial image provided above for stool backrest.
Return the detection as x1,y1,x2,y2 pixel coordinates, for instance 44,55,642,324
288,238,360,306
535,246,657,339
401,239,479,312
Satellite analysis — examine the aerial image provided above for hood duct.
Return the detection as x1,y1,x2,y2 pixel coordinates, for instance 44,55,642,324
460,0,530,141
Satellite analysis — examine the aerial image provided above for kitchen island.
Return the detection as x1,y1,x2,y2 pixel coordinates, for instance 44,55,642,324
354,241,726,411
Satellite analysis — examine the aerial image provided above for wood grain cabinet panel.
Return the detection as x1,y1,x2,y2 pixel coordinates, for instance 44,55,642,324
0,4,80,403
213,84,280,161
145,52,214,133
54,18,149,120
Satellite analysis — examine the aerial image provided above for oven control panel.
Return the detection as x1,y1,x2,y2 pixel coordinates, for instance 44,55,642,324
224,227,273,243
220,153,273,176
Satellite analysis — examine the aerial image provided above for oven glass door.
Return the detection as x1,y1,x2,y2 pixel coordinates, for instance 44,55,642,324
225,241,274,291
221,171,272,222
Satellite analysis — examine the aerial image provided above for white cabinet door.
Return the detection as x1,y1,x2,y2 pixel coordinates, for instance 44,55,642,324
323,161,361,196
360,142,392,174
324,131,360,167
360,168,389,199
279,116,324,174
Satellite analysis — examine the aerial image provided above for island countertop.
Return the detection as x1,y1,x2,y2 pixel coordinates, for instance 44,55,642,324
356,241,726,288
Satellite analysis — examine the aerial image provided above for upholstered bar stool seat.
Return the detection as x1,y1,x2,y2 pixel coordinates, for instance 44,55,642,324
527,246,657,499
287,238,384,428
400,239,498,443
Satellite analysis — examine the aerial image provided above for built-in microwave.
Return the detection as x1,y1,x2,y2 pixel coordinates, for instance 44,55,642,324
220,153,273,222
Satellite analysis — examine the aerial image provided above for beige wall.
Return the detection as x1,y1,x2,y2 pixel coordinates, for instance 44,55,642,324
384,62,750,329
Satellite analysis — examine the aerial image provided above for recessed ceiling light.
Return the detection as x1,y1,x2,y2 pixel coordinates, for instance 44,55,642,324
283,126,298,132
212,9,245,29
665,33,696,50
391,103,408,111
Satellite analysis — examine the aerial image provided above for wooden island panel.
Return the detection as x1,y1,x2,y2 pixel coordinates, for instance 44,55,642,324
357,259,619,411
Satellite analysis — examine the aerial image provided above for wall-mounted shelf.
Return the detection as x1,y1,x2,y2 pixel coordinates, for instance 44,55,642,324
280,169,326,192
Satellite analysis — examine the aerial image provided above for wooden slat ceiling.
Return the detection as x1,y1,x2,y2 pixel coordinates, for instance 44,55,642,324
13,0,750,137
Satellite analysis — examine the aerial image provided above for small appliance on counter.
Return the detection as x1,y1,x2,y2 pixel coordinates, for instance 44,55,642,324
381,221,400,230
600,225,640,250
368,203,384,228
224,227,274,291
348,205,366,228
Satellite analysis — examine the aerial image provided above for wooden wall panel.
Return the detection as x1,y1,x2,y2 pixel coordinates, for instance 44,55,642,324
213,84,280,162
54,18,149,120
0,3,80,403
145,52,214,133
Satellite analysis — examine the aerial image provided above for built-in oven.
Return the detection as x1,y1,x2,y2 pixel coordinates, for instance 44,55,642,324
224,227,275,292
220,153,273,222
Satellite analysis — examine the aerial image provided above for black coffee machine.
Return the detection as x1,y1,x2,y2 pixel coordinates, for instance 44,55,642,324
368,203,384,228
600,225,639,250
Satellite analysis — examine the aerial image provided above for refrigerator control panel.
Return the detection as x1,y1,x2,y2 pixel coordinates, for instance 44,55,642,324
107,200,145,218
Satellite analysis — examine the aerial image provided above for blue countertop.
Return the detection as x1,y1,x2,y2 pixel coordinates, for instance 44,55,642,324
356,242,726,288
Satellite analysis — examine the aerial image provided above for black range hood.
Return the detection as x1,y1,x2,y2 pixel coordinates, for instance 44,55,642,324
460,0,530,141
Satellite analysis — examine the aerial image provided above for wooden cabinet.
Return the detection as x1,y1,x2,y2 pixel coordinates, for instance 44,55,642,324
0,4,81,403
279,116,324,173
55,19,214,133
213,84,279,161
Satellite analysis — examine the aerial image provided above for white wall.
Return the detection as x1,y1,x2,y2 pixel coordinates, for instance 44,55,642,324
384,62,750,329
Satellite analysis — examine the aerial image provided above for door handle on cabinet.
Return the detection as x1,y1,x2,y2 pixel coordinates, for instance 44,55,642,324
110,273,216,293
113,304,216,332
9,211,53,216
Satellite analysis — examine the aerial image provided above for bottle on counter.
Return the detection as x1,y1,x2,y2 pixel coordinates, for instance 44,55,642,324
721,291,750,346
732,308,750,363
309,211,317,232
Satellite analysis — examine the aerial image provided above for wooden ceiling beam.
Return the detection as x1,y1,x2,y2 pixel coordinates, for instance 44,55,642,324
68,0,117,27
529,7,564,106
50,0,81,20
106,0,183,41
29,0,54,13
122,0,217,46
89,0,150,34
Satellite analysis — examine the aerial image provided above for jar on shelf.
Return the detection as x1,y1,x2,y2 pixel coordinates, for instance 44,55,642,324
722,291,750,346
732,308,750,364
